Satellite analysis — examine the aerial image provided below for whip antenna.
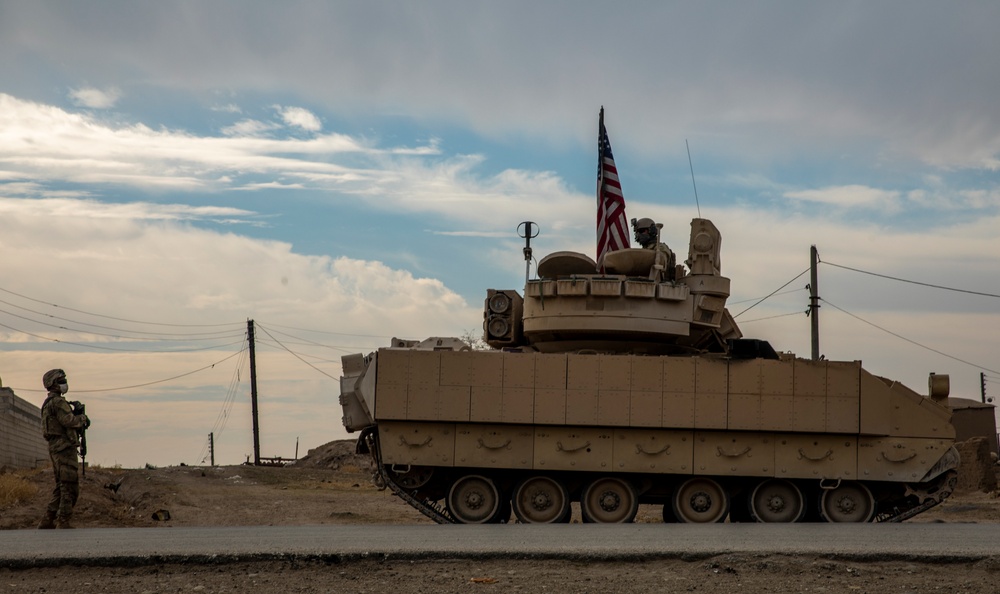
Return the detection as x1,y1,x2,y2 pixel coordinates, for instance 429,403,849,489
517,221,539,284
686,139,701,218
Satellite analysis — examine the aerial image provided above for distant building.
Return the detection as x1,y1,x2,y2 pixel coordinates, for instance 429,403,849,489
948,397,998,455
0,384,48,470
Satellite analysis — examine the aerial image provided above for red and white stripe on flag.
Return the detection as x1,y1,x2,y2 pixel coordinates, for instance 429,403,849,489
596,108,629,269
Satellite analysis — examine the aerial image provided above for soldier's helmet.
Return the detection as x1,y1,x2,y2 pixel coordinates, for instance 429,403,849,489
632,217,657,246
42,369,66,390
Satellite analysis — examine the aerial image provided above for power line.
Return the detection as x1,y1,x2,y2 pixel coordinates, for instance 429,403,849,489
729,288,807,306
821,261,1000,299
0,284,244,327
822,298,1000,375
259,320,395,340
254,338,344,364
257,338,362,354
0,305,245,342
0,296,244,337
83,347,248,393
199,350,246,463
199,342,250,463
738,311,805,324
254,323,340,380
211,345,249,435
254,324,378,353
732,268,810,318
11,346,248,393
0,319,245,353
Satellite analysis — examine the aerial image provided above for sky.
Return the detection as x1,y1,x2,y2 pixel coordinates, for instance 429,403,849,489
1,1,998,468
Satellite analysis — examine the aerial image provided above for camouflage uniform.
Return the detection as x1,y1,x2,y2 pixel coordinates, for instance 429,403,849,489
633,218,676,282
38,369,89,529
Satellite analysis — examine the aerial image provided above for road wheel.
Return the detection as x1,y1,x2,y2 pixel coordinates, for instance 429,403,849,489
751,479,805,523
392,466,434,490
446,475,501,524
512,476,570,524
672,478,729,523
819,481,875,523
580,477,638,523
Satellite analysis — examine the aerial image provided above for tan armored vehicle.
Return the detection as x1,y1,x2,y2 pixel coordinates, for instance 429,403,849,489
339,218,958,524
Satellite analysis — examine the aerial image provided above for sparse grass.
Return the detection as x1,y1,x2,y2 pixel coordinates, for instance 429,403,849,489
0,472,38,509
90,463,124,471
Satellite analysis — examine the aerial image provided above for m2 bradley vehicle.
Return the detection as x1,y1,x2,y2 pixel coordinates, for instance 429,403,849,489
339,217,959,524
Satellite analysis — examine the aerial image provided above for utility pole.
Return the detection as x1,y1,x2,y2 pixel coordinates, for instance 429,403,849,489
208,432,215,467
983,372,989,404
248,319,261,465
809,245,820,361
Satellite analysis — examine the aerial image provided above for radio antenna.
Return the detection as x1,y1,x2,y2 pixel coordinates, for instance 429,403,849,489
517,221,539,284
686,139,702,218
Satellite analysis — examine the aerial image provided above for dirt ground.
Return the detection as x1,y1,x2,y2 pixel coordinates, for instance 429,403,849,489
3,439,1000,593
1,441,425,530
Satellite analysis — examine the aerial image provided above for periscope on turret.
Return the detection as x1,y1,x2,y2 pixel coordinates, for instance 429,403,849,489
339,218,958,524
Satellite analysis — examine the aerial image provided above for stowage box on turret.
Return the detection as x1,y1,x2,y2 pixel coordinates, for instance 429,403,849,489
339,218,958,524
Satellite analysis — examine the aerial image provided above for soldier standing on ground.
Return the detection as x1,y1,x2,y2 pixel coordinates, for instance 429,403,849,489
38,369,90,529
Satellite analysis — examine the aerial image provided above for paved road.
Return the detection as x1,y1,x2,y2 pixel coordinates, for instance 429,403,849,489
3,524,999,568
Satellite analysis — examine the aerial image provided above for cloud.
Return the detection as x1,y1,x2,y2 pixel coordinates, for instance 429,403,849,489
277,106,322,132
0,1,1000,171
0,94,578,234
68,86,121,109
784,185,901,210
0,197,257,222
432,230,512,238
211,103,242,114
0,197,474,331
6,3,998,169
221,118,281,137
0,196,482,466
907,187,1000,211
0,94,412,193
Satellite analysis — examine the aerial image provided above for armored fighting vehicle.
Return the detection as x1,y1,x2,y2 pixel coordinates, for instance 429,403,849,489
339,218,958,523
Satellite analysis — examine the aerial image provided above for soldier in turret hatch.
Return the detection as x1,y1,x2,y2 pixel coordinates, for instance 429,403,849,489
632,217,676,282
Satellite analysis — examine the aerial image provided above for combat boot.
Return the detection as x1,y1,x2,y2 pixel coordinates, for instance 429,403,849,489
37,513,56,530
55,516,75,529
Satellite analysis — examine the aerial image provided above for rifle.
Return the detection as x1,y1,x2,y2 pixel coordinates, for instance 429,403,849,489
69,400,88,478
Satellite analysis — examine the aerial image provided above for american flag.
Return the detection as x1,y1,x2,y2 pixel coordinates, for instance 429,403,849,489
596,107,629,270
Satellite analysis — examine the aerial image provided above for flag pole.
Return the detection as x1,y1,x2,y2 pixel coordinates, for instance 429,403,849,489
596,106,629,271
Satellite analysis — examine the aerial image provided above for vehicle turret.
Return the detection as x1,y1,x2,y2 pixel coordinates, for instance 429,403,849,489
484,218,741,355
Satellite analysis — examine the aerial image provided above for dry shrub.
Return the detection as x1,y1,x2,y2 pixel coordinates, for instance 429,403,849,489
0,472,38,509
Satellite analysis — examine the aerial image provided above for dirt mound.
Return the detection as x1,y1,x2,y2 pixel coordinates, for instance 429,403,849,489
0,439,415,531
1,466,162,530
292,439,371,471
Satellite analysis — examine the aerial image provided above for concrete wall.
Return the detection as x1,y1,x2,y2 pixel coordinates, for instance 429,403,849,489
954,437,999,493
0,387,48,470
949,397,998,456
